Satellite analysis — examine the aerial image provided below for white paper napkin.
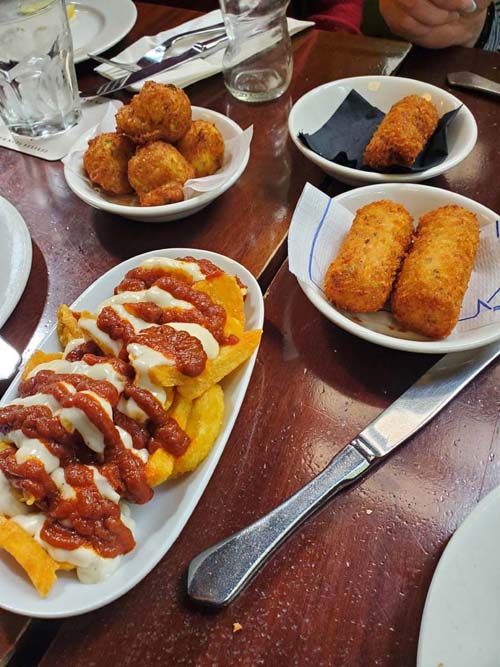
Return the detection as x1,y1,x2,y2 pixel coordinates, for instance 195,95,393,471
289,183,500,335
62,99,253,201
0,98,121,161
95,10,314,91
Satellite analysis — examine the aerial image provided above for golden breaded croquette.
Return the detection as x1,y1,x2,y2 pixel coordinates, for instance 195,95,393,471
115,82,192,144
128,141,194,204
324,200,413,312
83,132,135,195
392,205,479,339
177,120,225,177
138,183,185,207
363,95,439,169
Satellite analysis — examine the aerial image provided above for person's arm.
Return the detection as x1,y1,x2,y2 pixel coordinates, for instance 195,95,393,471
379,0,492,48
307,0,364,33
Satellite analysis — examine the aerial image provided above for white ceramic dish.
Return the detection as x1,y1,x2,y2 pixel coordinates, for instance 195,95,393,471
64,107,250,223
417,484,500,667
0,197,32,329
288,76,477,186
297,183,500,354
71,0,137,65
0,248,264,618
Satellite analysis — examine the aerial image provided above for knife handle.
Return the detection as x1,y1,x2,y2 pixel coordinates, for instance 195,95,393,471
187,443,370,607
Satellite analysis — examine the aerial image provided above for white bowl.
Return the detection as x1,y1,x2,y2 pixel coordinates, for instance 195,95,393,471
288,76,477,186
64,107,250,223
297,183,500,354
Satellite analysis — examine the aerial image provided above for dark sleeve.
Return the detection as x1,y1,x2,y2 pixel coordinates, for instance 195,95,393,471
476,1,500,51
307,0,363,34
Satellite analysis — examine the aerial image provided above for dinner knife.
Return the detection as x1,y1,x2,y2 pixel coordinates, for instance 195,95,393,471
80,33,229,98
447,71,500,99
187,340,500,607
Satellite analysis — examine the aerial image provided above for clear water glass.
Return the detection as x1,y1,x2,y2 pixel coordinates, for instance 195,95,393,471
219,0,293,103
0,0,81,137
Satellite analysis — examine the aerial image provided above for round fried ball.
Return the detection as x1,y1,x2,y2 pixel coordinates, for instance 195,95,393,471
83,132,135,195
128,141,194,203
139,183,184,207
116,81,192,144
177,120,225,178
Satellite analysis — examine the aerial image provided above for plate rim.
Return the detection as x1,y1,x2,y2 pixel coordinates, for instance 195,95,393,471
72,0,137,64
287,75,478,184
0,247,264,617
0,196,32,330
417,483,500,666
296,182,500,354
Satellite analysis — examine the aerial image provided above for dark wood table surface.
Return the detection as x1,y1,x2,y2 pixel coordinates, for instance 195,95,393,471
0,3,499,666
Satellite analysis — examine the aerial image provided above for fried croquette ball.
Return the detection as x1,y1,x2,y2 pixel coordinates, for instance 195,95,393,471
83,132,135,195
363,95,439,169
177,120,225,178
392,205,479,339
128,141,194,203
116,82,192,144
324,200,414,312
138,183,185,207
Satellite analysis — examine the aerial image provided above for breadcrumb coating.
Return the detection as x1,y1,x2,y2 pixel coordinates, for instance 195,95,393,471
127,141,194,202
324,200,414,312
83,132,135,195
177,120,225,178
392,205,479,339
363,95,439,169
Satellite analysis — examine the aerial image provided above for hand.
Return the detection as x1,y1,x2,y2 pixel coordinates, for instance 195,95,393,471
379,0,491,48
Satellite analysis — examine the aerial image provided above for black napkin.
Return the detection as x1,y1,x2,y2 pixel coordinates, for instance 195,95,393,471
299,90,460,174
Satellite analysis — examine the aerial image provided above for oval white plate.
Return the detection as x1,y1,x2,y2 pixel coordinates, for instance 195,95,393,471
298,183,500,354
0,248,264,618
71,0,137,65
0,197,32,329
288,76,477,186
418,484,500,667
64,107,250,223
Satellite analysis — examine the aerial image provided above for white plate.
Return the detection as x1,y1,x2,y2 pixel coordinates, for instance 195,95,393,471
418,484,500,667
64,107,251,223
0,197,32,329
70,0,137,65
298,183,500,354
288,76,477,186
0,248,264,618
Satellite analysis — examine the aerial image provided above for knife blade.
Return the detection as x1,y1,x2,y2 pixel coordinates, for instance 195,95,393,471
447,71,500,99
187,340,500,607
80,33,228,98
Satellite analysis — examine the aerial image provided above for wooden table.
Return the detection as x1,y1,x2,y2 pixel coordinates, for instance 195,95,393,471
0,4,499,666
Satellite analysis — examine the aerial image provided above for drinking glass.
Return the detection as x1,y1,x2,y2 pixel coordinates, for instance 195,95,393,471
0,0,81,137
219,0,292,103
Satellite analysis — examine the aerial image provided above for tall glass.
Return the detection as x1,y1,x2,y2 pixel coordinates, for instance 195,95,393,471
219,0,292,103
0,0,81,137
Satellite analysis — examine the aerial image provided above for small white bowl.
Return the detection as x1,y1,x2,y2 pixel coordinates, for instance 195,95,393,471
297,183,500,354
64,107,250,223
288,76,477,186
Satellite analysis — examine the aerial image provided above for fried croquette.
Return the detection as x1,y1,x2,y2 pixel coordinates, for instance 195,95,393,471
116,81,192,144
177,120,225,178
83,132,135,195
363,95,439,169
128,141,194,205
324,200,414,312
392,205,479,339
138,183,185,207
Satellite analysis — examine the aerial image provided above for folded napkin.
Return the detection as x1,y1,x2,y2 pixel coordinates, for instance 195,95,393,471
95,10,314,91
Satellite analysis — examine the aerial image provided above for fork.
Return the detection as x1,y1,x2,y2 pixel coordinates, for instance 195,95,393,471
88,21,226,77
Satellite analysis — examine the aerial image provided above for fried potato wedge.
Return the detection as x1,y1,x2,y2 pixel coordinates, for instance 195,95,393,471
172,384,224,477
57,305,83,348
22,350,63,380
0,516,73,597
169,392,192,431
145,449,175,487
150,329,261,400
194,274,245,325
